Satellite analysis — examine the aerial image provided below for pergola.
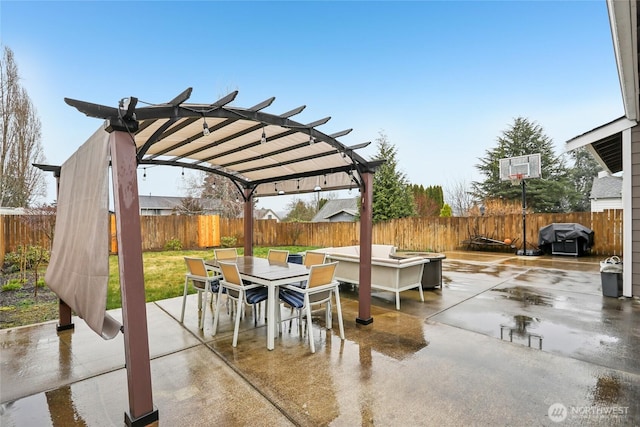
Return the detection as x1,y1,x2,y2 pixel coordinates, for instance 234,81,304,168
57,88,382,425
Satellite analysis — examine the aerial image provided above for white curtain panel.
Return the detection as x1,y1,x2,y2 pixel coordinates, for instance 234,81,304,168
45,128,121,339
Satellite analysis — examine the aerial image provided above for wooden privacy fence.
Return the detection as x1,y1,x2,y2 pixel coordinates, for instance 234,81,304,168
219,210,623,256
1,210,623,259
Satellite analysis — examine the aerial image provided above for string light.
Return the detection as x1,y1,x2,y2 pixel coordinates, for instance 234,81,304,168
202,116,210,136
143,167,146,181
261,127,267,144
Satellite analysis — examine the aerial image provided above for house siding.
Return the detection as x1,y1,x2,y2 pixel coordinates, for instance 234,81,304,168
592,199,623,212
631,125,640,296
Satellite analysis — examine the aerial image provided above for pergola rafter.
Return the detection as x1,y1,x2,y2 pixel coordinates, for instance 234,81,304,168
65,87,376,198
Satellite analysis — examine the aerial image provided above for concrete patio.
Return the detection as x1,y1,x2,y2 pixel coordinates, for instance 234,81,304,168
1,251,639,426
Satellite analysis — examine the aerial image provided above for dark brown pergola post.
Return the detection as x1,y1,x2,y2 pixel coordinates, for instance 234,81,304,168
243,187,254,256
54,167,74,331
356,171,373,324
110,131,158,426
32,163,74,331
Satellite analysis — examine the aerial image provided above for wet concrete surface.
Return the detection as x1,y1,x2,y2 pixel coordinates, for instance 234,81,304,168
1,251,639,426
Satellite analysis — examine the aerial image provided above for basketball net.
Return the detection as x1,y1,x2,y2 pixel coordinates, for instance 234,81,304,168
509,173,524,186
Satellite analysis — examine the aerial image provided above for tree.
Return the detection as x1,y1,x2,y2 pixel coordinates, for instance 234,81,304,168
173,197,204,215
445,178,475,217
411,184,444,217
180,171,245,218
440,203,452,217
471,117,572,213
0,46,46,207
371,131,415,223
20,203,56,297
284,198,317,222
568,147,601,212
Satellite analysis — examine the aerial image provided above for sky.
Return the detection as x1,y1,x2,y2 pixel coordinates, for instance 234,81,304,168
1,1,623,214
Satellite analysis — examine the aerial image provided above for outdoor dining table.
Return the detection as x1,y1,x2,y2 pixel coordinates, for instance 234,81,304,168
205,256,311,350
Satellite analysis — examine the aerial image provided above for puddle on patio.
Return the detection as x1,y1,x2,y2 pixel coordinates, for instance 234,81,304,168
490,286,555,307
442,260,508,277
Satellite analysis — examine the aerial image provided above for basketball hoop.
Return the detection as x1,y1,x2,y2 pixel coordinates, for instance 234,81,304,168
509,173,524,186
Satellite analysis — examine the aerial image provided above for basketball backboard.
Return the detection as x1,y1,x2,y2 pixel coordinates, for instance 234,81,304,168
499,153,541,181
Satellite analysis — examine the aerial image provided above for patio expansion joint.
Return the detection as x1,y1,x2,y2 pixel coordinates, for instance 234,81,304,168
426,268,533,321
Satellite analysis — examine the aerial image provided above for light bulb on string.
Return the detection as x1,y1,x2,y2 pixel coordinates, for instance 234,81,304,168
202,117,210,136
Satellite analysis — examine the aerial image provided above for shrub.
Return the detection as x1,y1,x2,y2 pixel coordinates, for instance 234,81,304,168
220,236,237,248
2,279,25,291
3,245,50,271
164,238,183,251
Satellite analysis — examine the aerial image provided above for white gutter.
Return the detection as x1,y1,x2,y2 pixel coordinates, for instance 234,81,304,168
607,0,639,120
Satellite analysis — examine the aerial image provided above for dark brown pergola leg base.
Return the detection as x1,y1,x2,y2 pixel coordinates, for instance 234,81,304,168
56,299,74,332
56,323,75,332
124,407,158,427
356,317,373,325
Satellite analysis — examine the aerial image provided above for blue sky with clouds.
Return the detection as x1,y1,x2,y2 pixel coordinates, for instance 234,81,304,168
2,1,623,213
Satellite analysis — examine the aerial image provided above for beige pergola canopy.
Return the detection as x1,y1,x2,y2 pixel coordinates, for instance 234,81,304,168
65,88,383,199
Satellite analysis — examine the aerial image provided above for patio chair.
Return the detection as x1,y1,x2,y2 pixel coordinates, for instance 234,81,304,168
267,249,289,263
181,257,221,330
288,251,328,291
279,261,345,353
212,261,269,347
214,248,238,260
281,251,329,330
304,251,327,267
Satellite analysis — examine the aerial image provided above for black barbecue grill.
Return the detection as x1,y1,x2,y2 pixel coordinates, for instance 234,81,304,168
538,223,594,256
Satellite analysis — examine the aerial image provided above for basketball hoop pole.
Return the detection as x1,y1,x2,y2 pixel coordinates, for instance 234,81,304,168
521,178,527,256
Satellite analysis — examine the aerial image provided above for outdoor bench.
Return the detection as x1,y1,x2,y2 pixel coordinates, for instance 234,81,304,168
315,245,427,310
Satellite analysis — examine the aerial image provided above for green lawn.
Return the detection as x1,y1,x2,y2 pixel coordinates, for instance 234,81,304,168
106,246,317,309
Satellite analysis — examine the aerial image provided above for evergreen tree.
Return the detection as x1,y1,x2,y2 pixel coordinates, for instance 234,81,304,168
411,184,444,217
440,203,452,217
472,117,572,212
372,132,415,223
568,147,601,212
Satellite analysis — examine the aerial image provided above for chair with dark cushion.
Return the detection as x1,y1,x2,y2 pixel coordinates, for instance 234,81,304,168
279,261,345,353
181,257,221,330
212,261,269,347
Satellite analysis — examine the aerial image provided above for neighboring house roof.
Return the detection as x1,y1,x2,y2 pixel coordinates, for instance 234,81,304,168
138,195,221,213
312,197,358,222
0,207,26,215
238,208,281,221
590,174,622,200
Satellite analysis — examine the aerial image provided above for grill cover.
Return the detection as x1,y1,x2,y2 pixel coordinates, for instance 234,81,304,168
538,223,594,255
